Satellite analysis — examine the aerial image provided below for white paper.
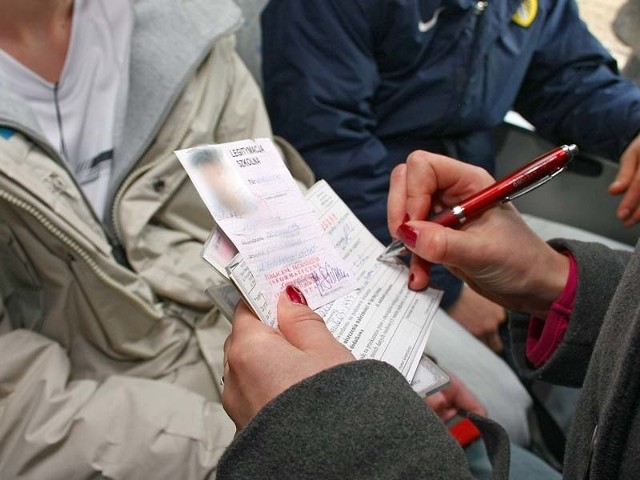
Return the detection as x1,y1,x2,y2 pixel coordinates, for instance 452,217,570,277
307,181,442,379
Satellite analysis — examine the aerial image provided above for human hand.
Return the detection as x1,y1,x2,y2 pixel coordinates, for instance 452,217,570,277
445,285,506,353
222,287,355,430
609,133,640,227
425,371,486,423
387,150,570,318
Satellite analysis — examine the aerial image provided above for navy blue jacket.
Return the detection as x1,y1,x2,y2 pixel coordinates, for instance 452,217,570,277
262,0,640,307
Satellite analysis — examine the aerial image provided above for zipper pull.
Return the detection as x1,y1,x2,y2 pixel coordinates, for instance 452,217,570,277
475,1,488,14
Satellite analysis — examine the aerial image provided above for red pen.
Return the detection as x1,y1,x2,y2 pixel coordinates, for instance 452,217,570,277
378,144,578,260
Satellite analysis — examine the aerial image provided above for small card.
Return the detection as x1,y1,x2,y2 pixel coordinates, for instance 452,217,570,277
177,139,358,326
202,228,238,279
410,354,451,398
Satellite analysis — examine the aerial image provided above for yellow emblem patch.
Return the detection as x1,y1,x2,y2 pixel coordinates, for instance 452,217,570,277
512,0,538,28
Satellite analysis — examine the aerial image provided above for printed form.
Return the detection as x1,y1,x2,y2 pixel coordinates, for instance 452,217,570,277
307,181,441,379
177,139,442,382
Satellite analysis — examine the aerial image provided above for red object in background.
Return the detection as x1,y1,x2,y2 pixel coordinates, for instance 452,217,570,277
449,417,482,447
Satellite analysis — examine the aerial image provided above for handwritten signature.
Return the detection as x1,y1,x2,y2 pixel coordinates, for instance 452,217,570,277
311,262,351,295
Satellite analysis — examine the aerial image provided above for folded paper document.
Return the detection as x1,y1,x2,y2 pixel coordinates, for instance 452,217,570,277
176,138,447,393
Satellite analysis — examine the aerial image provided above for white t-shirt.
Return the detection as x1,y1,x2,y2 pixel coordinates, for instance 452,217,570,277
0,0,133,219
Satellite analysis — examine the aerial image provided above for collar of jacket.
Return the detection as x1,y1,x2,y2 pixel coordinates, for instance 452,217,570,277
109,0,242,204
444,0,524,11
0,0,243,206
445,0,538,24
444,0,543,68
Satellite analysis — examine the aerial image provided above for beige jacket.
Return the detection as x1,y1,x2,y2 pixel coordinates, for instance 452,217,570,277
0,1,313,478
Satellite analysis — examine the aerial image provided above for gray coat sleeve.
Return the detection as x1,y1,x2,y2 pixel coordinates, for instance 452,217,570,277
510,239,633,387
218,360,490,480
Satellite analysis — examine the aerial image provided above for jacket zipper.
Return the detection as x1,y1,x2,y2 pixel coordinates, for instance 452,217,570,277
457,1,489,91
456,1,489,117
110,160,157,245
475,1,489,14
0,187,161,319
107,17,244,246
581,424,598,480
0,120,105,230
109,108,206,246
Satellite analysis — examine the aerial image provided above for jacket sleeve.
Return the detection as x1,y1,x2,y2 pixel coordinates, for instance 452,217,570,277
0,325,234,479
218,360,489,480
509,239,632,387
515,0,640,160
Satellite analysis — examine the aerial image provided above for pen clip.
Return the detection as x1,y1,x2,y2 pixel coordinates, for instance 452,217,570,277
503,166,566,203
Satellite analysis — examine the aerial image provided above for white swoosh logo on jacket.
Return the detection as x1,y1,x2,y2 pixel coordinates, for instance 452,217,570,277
418,7,445,33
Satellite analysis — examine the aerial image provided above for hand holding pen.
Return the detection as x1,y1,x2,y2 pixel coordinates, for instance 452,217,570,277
380,144,578,260
382,146,575,318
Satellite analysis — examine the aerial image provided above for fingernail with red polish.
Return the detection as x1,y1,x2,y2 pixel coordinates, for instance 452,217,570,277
397,223,418,248
285,285,308,305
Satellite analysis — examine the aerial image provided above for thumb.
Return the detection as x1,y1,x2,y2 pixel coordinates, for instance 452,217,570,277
277,286,344,354
425,392,458,422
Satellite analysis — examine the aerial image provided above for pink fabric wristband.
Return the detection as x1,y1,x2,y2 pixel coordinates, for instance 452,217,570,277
526,251,577,368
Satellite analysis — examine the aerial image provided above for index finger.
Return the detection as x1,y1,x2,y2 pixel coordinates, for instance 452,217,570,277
390,151,494,233
388,163,409,239
388,152,439,237
407,152,494,211
404,151,440,222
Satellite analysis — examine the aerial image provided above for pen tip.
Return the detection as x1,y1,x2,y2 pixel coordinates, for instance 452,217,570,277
567,144,579,156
